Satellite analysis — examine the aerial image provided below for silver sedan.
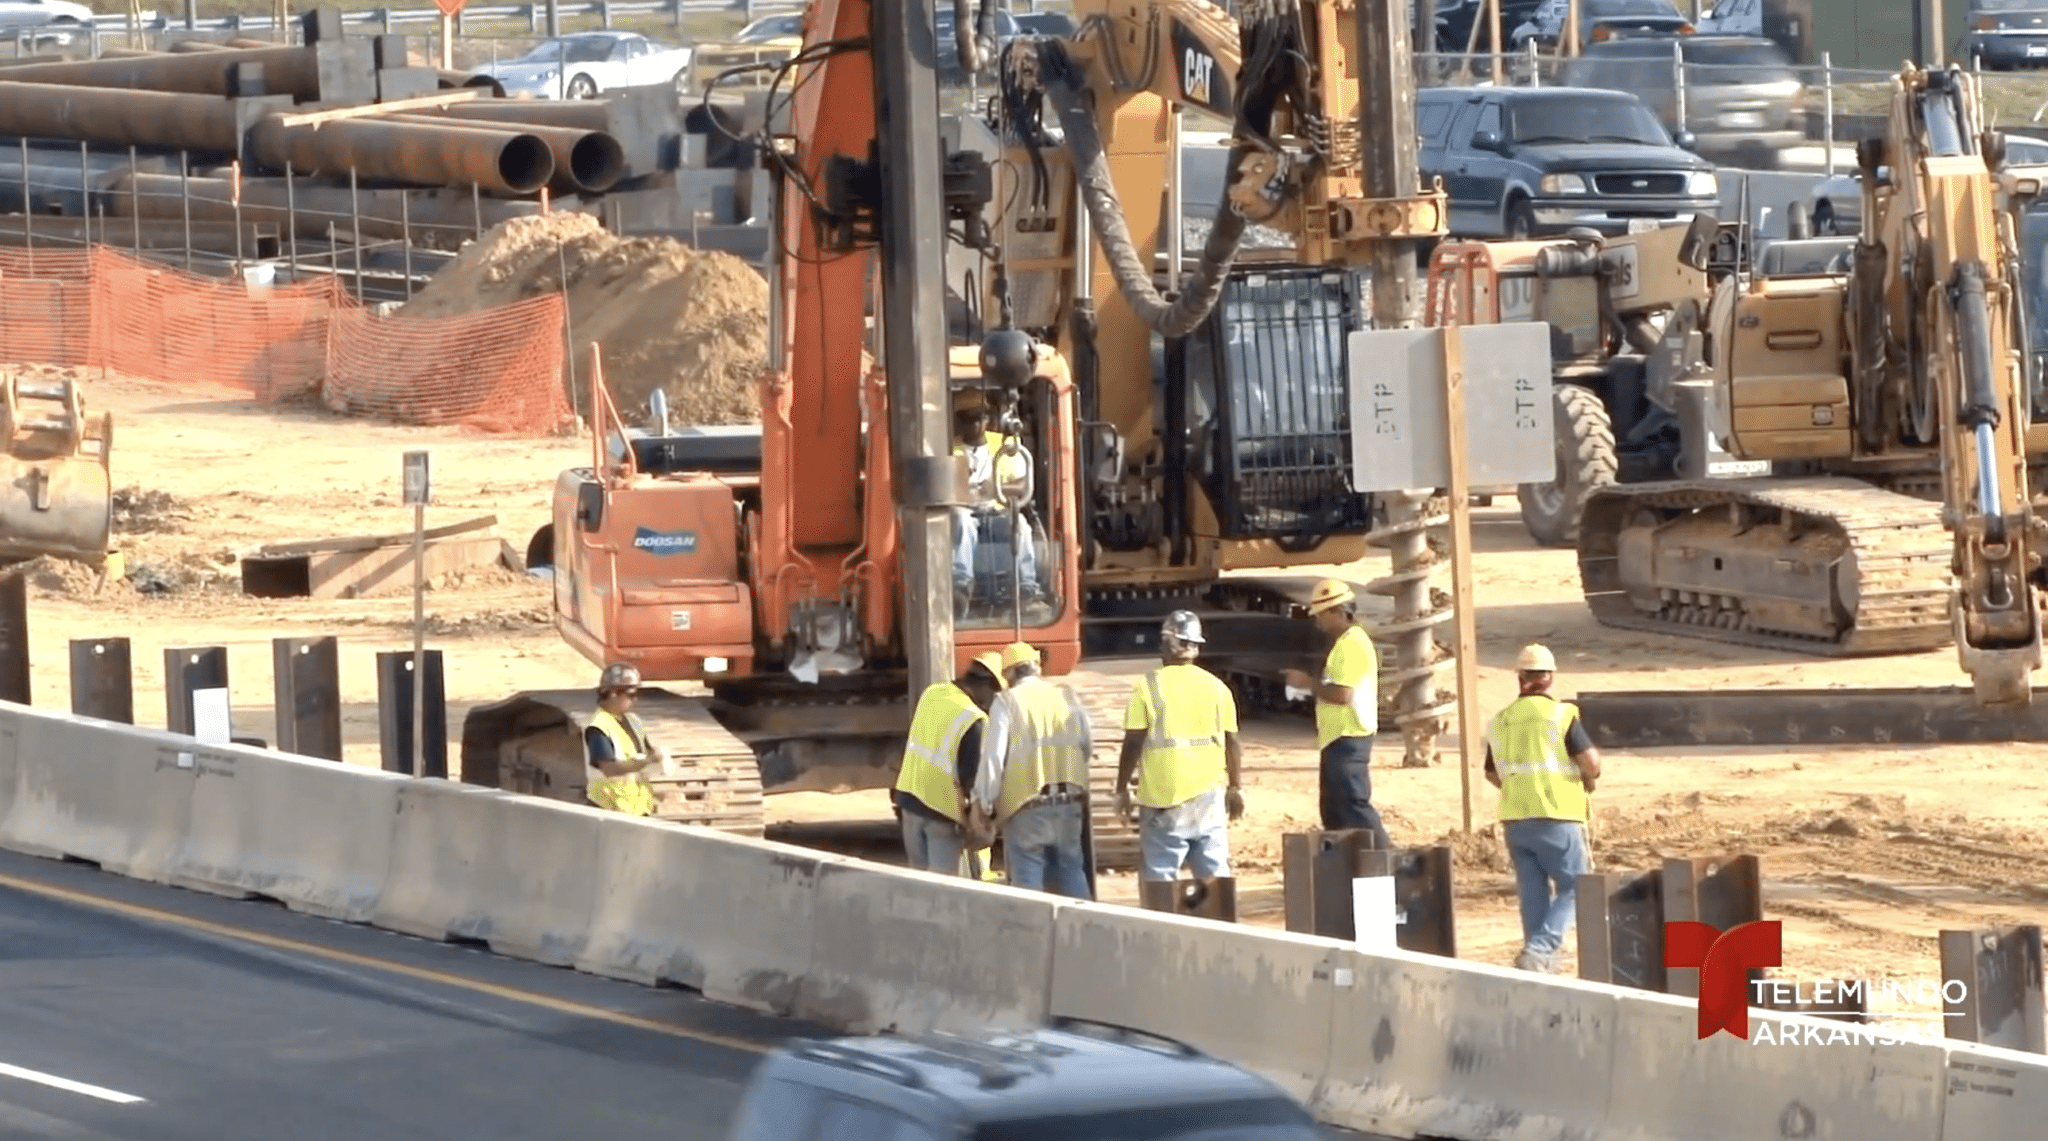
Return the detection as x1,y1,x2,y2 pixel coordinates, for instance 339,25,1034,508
1810,132,2048,235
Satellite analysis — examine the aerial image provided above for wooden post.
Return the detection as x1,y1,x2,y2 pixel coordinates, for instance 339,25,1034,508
1441,325,1481,833
1487,0,1504,87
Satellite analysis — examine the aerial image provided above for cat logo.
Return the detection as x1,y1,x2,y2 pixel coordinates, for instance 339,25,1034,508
1183,47,1215,107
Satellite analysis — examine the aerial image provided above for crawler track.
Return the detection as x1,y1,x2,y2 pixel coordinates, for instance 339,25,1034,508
1577,477,1956,657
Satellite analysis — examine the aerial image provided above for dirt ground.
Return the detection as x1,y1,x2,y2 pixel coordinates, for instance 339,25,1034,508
24,373,2047,1038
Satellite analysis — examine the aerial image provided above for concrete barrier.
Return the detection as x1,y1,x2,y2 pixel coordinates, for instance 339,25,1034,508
1317,951,1619,1140
796,861,1059,1036
169,743,405,923
1941,1043,2048,1141
370,778,606,966
1049,902,1345,1106
0,707,198,884
576,816,826,1017
1600,992,1947,1141
0,705,21,819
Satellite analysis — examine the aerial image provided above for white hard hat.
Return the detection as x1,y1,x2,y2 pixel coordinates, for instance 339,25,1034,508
1162,610,1205,644
1516,644,1557,673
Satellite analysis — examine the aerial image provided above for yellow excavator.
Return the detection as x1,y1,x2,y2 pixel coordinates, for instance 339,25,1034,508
1574,62,2048,705
977,0,1447,708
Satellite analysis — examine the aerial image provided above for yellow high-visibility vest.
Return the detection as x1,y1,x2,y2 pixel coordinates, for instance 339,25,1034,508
995,680,1091,821
1126,663,1236,809
1488,694,1590,824
954,431,1029,503
895,681,983,823
1315,624,1378,749
587,708,657,817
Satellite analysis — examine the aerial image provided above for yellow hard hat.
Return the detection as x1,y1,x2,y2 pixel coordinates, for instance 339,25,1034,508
1306,578,1356,616
1000,641,1040,671
1516,644,1558,673
969,650,1009,688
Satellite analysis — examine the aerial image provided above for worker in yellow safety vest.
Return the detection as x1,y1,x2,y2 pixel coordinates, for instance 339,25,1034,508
1282,578,1389,848
1484,643,1603,974
1115,610,1244,890
894,650,1009,878
969,640,1095,899
583,662,666,816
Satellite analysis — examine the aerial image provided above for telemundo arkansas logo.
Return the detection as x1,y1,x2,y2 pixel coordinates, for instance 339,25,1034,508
632,527,698,556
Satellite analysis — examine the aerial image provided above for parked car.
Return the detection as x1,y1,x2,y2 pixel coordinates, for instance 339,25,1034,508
693,13,807,91
1809,132,2048,235
1013,10,1075,37
0,0,92,47
1561,34,1804,169
1693,0,1814,64
724,1021,1330,1141
1430,0,1546,53
473,31,693,100
1969,0,2048,70
1418,85,1718,238
1510,0,1693,52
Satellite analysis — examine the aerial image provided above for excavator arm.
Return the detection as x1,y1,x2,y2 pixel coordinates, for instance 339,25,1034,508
1000,0,1447,339
1870,66,2048,704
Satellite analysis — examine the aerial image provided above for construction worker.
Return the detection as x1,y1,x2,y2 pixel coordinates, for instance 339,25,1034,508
952,407,1046,616
1281,579,1390,848
894,651,1009,876
1484,643,1602,974
969,640,1095,899
584,662,663,816
1115,610,1245,889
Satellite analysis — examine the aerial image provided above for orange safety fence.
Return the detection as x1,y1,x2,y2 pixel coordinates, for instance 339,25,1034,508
0,245,574,436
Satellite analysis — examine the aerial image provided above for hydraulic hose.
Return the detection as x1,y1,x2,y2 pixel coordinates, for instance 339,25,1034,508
1041,62,1249,338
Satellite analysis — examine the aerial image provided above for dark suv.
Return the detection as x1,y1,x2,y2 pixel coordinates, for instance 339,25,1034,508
1418,86,1719,238
724,1020,1329,1141
1561,34,1804,169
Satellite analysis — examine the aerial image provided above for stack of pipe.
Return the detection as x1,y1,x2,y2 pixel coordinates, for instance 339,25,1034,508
0,40,627,195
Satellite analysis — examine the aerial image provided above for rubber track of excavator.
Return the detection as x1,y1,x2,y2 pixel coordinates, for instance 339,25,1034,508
1577,476,1956,657
629,690,766,838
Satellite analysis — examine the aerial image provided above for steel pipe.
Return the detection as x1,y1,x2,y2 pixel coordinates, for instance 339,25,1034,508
426,98,612,133
248,116,554,196
384,112,622,194
0,45,323,100
104,173,551,241
438,70,506,97
0,80,242,153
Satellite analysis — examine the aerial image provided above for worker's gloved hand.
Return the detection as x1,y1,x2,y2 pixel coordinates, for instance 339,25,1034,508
1225,787,1245,821
1114,786,1134,821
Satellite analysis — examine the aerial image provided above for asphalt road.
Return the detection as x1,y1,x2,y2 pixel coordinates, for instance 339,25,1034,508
0,850,1384,1141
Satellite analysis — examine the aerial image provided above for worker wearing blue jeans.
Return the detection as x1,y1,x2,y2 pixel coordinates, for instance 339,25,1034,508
1484,644,1603,974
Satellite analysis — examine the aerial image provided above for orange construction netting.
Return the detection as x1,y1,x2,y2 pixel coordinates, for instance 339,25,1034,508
0,245,574,436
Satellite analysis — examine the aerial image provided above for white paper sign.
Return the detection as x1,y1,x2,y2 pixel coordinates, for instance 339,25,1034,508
1351,875,1398,953
191,687,232,746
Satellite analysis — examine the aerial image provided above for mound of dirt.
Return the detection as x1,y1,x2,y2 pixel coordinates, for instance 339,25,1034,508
400,213,767,427
111,486,190,535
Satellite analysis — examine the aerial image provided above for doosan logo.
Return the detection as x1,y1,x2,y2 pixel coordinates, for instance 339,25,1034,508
632,527,698,555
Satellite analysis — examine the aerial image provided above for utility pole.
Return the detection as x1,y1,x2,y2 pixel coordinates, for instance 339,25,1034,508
872,0,956,698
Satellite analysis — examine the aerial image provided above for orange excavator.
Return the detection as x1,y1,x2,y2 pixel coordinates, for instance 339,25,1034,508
459,0,1086,830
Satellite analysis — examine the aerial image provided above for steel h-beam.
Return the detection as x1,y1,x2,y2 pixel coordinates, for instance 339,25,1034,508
871,0,955,699
0,571,26,705
69,637,134,723
273,636,343,761
376,649,446,778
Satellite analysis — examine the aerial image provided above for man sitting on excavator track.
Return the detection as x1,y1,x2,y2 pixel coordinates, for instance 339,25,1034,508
952,406,1050,619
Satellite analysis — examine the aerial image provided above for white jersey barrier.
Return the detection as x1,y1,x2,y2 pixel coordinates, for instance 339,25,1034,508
0,699,2038,1141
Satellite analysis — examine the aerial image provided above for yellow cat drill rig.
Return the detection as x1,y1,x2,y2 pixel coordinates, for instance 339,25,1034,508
1577,62,2048,705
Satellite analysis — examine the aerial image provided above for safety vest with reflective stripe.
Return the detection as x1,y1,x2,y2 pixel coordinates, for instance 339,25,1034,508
995,679,1092,821
1131,664,1233,809
1488,694,1589,823
895,681,983,823
587,708,657,817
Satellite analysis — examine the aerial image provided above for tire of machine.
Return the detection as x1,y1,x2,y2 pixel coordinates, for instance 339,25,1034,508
1517,384,1617,548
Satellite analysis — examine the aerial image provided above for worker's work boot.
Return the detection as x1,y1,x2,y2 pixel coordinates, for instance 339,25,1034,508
1514,946,1556,973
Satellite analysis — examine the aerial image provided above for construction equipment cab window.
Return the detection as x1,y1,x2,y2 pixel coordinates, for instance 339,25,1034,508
952,385,1066,627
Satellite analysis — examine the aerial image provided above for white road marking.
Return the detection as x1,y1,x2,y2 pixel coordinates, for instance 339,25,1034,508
0,1064,144,1105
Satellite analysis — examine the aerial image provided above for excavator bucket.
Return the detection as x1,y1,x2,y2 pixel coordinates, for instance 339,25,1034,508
0,373,112,564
